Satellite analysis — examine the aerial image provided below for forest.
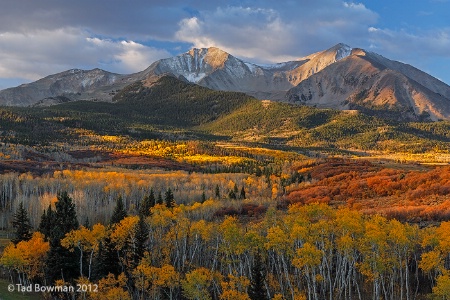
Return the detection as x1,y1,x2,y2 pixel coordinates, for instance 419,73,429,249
2,154,450,300
3,188,450,300
1,76,450,299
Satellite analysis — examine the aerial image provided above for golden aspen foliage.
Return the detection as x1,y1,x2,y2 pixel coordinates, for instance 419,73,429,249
292,242,323,270
243,229,265,252
133,259,179,298
436,221,450,254
61,224,106,254
182,267,213,300
293,293,307,300
191,219,215,242
433,270,450,299
219,216,246,255
419,250,443,274
110,216,140,249
219,274,250,300
272,294,284,300
0,232,49,281
0,243,26,274
265,226,291,254
90,273,131,300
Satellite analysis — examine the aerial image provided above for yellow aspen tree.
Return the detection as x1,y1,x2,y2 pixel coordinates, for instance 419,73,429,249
0,232,49,285
110,216,140,273
90,273,131,300
292,242,323,300
182,267,212,300
61,224,106,279
220,274,250,300
433,270,450,300
133,258,179,300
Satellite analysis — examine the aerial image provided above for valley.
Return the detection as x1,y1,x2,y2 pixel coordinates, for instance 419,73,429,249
1,46,450,299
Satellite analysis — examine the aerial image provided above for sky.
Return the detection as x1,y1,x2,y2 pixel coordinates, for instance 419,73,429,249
0,0,449,90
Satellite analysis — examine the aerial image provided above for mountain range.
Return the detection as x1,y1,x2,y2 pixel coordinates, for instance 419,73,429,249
1,43,450,121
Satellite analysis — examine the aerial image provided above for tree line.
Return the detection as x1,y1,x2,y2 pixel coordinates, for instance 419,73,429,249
3,192,450,299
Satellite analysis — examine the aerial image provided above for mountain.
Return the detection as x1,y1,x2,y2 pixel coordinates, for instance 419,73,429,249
285,48,450,121
1,43,450,121
143,44,450,121
141,44,353,100
0,68,142,106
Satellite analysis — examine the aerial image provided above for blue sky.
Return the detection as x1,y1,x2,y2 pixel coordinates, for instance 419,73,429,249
0,0,449,90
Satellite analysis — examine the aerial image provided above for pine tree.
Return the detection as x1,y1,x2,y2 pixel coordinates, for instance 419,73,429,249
110,196,127,225
233,183,239,195
165,188,175,208
240,186,246,199
38,205,55,240
132,215,149,268
92,236,121,280
201,191,207,203
54,191,79,234
11,202,32,244
139,189,155,217
83,216,90,229
248,251,268,300
215,184,220,199
45,191,80,284
228,190,236,199
157,191,164,205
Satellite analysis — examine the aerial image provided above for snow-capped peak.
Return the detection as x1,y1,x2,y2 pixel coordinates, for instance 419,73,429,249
335,43,352,61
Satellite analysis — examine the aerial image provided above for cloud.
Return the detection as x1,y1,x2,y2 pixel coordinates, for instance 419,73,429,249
368,27,450,59
175,2,378,63
0,28,171,81
1,0,449,87
0,0,217,41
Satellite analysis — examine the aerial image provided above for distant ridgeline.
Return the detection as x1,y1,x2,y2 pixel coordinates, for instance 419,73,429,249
1,44,450,122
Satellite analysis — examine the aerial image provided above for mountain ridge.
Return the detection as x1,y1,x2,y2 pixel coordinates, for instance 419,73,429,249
286,48,450,121
1,43,450,121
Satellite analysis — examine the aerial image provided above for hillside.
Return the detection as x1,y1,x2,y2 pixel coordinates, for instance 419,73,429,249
200,98,450,153
286,48,450,121
0,68,143,106
2,75,450,300
1,75,449,155
2,44,450,122
112,75,255,126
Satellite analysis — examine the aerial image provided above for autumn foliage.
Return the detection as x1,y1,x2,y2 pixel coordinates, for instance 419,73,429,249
285,159,450,221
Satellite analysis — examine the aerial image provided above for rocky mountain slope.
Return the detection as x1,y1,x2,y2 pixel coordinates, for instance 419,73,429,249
142,44,353,100
1,44,450,121
286,48,450,121
0,68,142,106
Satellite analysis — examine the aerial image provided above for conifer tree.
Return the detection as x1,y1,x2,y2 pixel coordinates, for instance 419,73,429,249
45,191,80,284
11,202,32,244
165,188,175,208
215,184,220,199
139,189,155,217
157,191,164,205
233,183,239,195
201,191,207,203
54,191,79,234
92,236,121,280
110,196,127,225
38,205,55,240
132,215,149,268
83,216,90,229
240,186,246,199
248,251,268,300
